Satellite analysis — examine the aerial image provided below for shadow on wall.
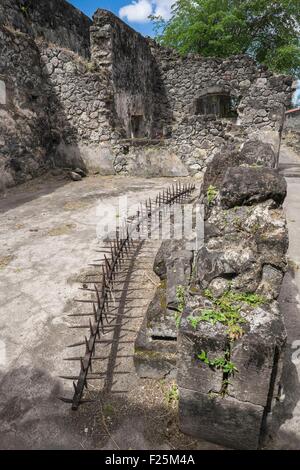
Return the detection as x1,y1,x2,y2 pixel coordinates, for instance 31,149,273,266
42,57,87,174
0,25,87,194
152,57,173,140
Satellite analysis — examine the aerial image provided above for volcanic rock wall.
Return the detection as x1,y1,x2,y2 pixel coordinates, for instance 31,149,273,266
149,42,294,176
282,108,300,154
177,145,289,449
0,0,91,57
0,3,295,189
0,25,51,189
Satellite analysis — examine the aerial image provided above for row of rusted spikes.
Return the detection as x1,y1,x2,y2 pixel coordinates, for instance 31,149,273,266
59,181,195,410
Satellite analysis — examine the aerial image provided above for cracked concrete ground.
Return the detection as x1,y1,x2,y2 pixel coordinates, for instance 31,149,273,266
1,151,300,450
0,172,214,450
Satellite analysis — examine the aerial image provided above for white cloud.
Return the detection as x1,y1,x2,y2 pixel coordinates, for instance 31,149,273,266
153,0,174,21
119,0,174,24
119,0,153,23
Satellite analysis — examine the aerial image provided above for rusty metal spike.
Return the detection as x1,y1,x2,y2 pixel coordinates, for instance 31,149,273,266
60,375,81,380
59,396,95,405
102,304,108,323
58,397,73,404
93,302,98,322
85,336,90,354
89,318,94,336
96,325,100,339
94,284,102,309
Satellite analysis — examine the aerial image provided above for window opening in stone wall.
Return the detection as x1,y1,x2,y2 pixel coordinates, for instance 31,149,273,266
195,93,238,118
131,115,145,138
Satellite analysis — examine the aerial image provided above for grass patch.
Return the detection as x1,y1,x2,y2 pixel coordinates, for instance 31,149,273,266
165,383,179,406
174,285,186,329
197,349,238,397
207,185,219,204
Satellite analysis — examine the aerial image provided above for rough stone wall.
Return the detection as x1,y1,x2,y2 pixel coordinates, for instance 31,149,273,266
0,5,295,188
0,25,51,190
38,42,115,173
149,43,294,175
0,0,107,189
89,12,294,177
0,0,92,57
282,109,300,154
91,10,158,140
177,147,289,449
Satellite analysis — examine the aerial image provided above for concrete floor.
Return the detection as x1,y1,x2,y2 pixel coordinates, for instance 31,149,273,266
1,147,300,449
0,173,198,449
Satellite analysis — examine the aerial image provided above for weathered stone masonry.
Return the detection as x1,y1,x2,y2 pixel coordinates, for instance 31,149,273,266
0,0,295,450
135,142,289,449
149,43,294,175
176,159,288,449
0,1,295,190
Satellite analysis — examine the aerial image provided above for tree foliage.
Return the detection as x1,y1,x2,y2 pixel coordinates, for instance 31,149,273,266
151,0,300,76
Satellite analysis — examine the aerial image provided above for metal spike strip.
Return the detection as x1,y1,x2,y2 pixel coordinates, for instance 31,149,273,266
62,230,133,410
60,182,195,409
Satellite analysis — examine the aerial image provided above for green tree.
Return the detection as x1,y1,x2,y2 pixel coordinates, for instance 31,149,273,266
151,0,300,76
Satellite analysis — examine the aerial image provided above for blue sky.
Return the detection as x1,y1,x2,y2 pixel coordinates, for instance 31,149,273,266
69,1,174,36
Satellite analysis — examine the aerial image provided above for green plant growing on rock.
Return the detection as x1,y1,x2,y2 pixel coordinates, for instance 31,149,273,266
189,288,268,398
86,61,98,73
197,349,238,397
165,383,179,406
196,350,238,376
188,304,246,339
174,285,186,328
207,185,218,204
220,290,267,308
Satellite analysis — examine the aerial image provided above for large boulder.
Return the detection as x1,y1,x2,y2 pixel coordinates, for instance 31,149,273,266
219,167,287,209
202,144,241,194
239,140,276,168
202,140,277,195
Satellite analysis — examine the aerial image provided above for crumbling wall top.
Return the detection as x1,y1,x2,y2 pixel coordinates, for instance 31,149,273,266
0,0,92,57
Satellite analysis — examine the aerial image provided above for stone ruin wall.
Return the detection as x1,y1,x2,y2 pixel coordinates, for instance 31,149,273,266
0,3,295,190
0,1,295,449
0,0,91,57
0,0,98,189
0,23,51,189
135,141,289,449
149,42,293,176
282,108,300,154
